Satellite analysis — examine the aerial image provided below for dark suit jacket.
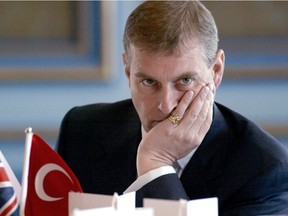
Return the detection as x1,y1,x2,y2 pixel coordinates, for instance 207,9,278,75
56,99,288,215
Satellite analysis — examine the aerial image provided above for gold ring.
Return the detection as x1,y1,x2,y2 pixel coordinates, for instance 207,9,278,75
168,115,182,125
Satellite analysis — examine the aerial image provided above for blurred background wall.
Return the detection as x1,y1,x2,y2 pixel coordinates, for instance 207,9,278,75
0,1,287,181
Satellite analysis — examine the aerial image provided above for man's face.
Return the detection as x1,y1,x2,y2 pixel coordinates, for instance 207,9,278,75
123,45,223,133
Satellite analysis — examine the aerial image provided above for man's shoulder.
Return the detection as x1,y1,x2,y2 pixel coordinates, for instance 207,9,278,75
64,98,138,121
215,102,263,133
215,102,277,141
214,102,288,162
72,98,134,112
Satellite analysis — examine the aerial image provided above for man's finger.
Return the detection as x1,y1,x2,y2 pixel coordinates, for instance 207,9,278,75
182,85,210,128
167,90,194,126
198,92,214,137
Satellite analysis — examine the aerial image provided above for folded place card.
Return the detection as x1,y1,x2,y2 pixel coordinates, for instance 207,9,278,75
144,197,218,216
69,191,135,216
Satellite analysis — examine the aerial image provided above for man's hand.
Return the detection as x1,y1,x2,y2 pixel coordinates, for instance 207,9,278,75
137,84,214,176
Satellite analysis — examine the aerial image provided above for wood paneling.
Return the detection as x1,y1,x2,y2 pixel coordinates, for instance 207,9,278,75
0,2,76,39
203,1,288,79
204,1,288,36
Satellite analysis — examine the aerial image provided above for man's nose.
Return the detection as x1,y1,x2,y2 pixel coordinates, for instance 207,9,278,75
158,87,179,114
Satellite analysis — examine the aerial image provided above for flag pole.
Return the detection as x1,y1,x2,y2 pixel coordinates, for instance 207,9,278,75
20,127,33,216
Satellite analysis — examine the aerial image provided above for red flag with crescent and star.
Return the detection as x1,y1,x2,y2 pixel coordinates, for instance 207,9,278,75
20,128,82,216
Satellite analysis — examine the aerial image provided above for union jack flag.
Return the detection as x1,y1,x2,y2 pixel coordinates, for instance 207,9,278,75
0,160,19,216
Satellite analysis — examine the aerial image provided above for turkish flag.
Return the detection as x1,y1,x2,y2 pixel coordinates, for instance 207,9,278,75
21,131,82,216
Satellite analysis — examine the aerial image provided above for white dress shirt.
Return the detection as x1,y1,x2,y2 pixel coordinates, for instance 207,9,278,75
124,127,198,193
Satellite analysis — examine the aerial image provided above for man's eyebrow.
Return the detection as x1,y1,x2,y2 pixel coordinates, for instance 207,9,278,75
135,71,154,79
175,71,198,80
134,71,199,81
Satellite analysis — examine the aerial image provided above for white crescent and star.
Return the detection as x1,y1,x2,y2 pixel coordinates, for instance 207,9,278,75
35,163,74,202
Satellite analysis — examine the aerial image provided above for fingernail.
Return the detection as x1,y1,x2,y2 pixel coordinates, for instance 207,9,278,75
207,84,213,91
187,90,194,98
203,85,209,93
209,91,215,104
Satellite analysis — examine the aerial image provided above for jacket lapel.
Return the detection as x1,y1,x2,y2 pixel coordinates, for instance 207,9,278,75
180,103,229,199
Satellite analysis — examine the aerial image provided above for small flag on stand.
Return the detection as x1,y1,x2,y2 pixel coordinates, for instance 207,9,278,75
0,155,19,216
20,127,82,216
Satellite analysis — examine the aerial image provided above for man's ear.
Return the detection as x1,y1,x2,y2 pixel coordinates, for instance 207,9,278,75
212,49,225,90
122,52,130,80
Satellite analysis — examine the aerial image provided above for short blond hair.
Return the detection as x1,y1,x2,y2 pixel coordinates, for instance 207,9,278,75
123,1,218,67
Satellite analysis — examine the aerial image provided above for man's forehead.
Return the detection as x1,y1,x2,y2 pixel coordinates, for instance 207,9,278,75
130,43,204,61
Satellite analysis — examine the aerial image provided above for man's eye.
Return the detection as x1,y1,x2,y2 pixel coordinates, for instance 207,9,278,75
179,77,193,85
142,79,156,86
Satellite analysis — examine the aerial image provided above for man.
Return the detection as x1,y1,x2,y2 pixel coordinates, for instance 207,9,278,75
56,1,288,215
